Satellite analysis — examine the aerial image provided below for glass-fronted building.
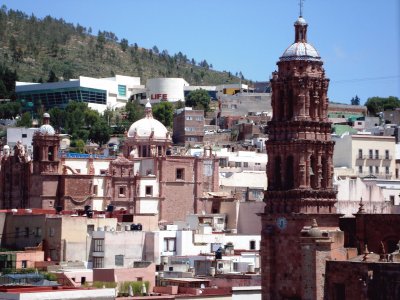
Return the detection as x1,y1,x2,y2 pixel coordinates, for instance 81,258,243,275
16,75,144,113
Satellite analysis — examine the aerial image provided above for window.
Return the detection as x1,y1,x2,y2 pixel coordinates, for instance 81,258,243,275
93,185,98,195
195,116,203,121
119,186,126,197
93,257,104,268
385,166,390,174
163,238,176,252
87,225,95,234
145,185,153,196
22,133,27,138
137,277,143,281
255,163,261,166
118,85,126,96
115,255,124,266
375,166,379,174
385,150,390,159
249,240,256,250
358,149,363,159
369,166,373,174
49,227,55,237
94,239,104,252
100,169,107,175
358,166,363,174
396,168,399,179
375,150,379,159
186,116,193,120
232,262,239,272
235,162,242,167
369,149,373,159
176,168,184,180
219,158,228,167
35,227,42,237
243,162,249,168
21,260,27,268
15,227,20,238
25,227,29,237
81,277,86,284
217,218,224,224
390,195,395,205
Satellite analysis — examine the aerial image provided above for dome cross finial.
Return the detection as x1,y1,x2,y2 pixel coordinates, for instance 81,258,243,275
299,0,305,17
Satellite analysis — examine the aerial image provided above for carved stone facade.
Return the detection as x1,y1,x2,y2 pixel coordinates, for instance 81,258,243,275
0,108,219,229
261,15,342,299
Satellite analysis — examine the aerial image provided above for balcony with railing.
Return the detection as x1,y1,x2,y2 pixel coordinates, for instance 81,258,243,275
356,172,392,179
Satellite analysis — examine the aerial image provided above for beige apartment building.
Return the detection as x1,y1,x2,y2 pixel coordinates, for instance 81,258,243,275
333,133,396,179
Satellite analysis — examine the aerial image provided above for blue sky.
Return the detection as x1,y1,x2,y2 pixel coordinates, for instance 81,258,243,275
2,0,399,104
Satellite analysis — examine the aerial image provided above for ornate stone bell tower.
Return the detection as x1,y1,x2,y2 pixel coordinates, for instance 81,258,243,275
261,13,339,300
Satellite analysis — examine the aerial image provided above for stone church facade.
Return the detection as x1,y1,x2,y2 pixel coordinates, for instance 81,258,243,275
0,103,219,230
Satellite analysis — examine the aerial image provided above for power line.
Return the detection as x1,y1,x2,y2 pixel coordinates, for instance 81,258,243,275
332,75,400,84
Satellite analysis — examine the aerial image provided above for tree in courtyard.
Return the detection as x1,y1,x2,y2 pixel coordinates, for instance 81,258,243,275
185,89,210,112
89,120,111,147
152,101,174,128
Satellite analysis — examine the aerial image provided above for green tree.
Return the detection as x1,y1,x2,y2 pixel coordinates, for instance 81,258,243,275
48,107,66,132
84,109,100,127
365,96,400,116
175,100,185,109
47,70,58,82
185,89,210,112
152,101,174,128
350,95,360,105
89,120,111,147
16,111,32,127
125,99,144,123
74,139,85,153
120,38,128,52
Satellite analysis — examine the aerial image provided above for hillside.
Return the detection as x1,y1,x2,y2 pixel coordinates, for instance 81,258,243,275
0,6,247,99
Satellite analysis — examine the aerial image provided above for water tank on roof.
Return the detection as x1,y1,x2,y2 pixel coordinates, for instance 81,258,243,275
136,223,143,231
130,224,137,231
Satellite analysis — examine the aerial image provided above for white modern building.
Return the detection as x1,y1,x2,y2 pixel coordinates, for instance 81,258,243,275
16,75,145,113
145,78,189,104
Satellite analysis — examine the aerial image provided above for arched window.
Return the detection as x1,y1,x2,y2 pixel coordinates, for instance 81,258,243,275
310,155,317,189
286,155,294,189
321,155,328,188
274,156,282,190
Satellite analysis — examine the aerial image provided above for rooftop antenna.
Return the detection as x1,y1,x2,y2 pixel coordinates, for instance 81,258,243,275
299,0,305,17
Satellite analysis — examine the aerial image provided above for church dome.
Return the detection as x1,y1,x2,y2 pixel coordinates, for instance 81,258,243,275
127,117,168,139
280,16,321,62
38,113,55,135
127,100,169,139
39,124,56,135
280,42,321,61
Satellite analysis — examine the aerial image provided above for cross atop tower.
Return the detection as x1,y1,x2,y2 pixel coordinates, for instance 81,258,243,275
299,0,305,17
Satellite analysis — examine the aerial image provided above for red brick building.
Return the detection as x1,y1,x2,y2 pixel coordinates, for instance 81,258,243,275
0,103,219,226
172,107,205,145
